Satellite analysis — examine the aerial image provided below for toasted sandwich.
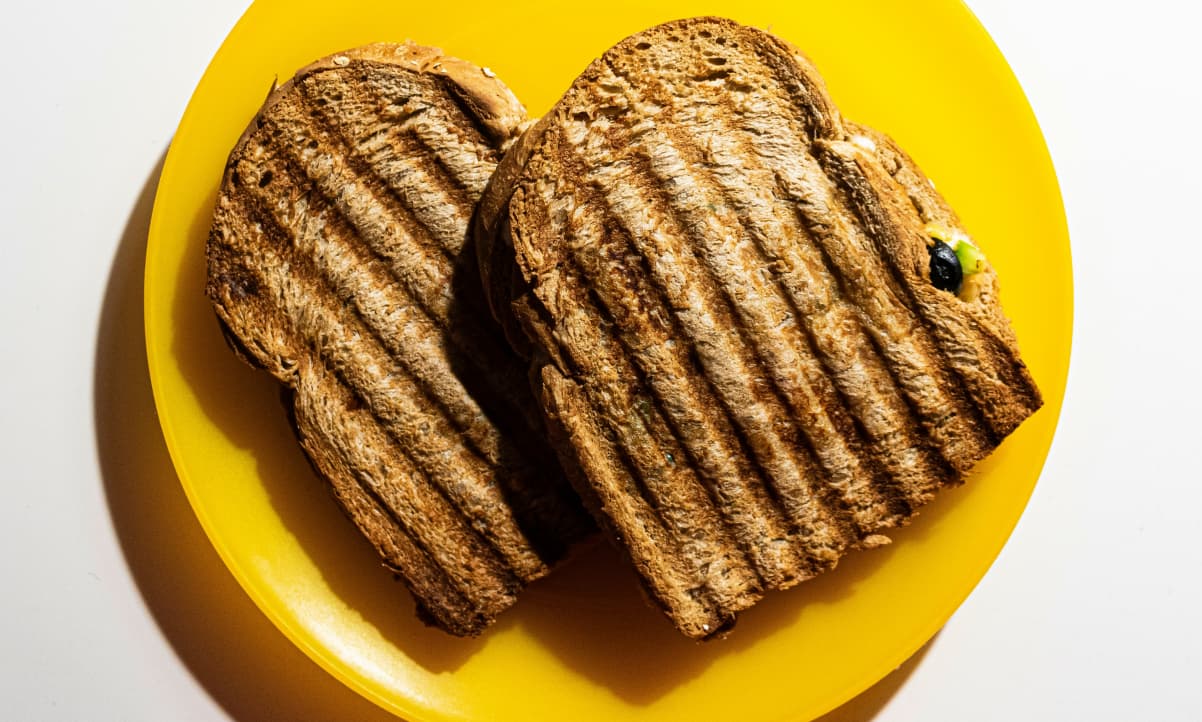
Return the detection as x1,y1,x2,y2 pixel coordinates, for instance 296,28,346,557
206,43,592,636
475,18,1043,638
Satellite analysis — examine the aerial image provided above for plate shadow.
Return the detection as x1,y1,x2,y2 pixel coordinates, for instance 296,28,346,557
815,634,938,721
510,485,958,706
95,153,396,721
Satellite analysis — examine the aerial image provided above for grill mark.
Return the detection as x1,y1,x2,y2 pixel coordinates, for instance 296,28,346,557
625,38,955,505
207,244,509,619
596,26,942,518
751,49,1036,437
410,131,485,197
719,95,994,472
269,137,545,448
564,126,855,557
593,63,905,532
788,181,987,471
228,205,481,473
258,112,456,304
797,143,1000,462
524,160,765,604
718,38,1002,455
313,69,477,209
689,137,931,515
528,157,810,588
832,132,1042,432
538,260,765,608
259,109,549,449
358,116,476,211
219,187,548,581
240,150,512,467
749,32,839,141
606,151,854,560
303,75,507,341
630,132,899,531
293,77,467,262
358,69,503,196
223,185,474,455
539,364,724,635
304,125,471,262
302,78,533,391
407,118,497,195
817,146,1010,444
963,328,1042,428
777,190,961,499
557,132,853,568
306,63,502,200
436,75,506,150
625,30,993,475
310,437,488,629
699,195,935,513
296,360,521,607
648,83,953,513
298,412,485,631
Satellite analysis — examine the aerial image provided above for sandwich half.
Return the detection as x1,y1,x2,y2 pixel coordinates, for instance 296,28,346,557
206,43,592,636
475,17,1043,638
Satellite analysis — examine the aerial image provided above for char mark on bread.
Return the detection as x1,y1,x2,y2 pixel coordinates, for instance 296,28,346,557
475,18,1042,638
207,43,592,636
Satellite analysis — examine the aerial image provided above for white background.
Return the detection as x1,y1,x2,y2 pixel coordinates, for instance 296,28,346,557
2,1,1199,720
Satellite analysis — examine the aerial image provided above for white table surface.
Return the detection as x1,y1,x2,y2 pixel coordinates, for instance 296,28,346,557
2,1,1199,719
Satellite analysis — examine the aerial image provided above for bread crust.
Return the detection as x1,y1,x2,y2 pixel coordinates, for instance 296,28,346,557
475,18,1042,638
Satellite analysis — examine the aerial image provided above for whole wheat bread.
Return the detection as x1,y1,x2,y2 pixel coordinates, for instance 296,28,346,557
475,18,1042,638
207,43,592,636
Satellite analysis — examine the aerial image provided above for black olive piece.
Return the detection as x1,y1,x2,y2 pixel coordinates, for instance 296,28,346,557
928,240,963,294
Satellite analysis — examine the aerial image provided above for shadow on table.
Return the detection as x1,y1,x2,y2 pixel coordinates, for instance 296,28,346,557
94,153,395,721
95,153,936,721
815,636,937,721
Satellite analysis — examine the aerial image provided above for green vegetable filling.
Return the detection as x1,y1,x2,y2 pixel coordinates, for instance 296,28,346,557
953,241,986,275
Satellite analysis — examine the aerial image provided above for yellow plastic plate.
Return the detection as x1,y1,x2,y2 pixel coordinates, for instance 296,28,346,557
145,0,1071,719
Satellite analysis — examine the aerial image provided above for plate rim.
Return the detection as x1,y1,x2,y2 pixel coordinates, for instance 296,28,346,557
143,1,1074,719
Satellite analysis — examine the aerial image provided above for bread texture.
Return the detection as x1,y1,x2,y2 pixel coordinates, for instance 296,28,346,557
475,18,1042,638
207,43,592,636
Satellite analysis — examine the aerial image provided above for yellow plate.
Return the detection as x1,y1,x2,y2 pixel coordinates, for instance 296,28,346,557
145,0,1071,719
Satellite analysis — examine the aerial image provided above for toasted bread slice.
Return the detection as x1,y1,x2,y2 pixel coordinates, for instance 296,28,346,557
476,18,1042,638
207,43,592,636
